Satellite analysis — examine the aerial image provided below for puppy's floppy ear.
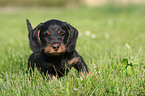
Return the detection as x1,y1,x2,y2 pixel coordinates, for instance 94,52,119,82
26,19,43,53
65,23,78,53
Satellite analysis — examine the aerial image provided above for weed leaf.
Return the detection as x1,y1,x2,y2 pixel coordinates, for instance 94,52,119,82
131,60,139,66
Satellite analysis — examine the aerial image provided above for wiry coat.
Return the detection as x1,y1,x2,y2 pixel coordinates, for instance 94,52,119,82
26,19,92,80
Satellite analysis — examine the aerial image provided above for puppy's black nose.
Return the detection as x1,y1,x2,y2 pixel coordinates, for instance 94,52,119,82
52,44,60,51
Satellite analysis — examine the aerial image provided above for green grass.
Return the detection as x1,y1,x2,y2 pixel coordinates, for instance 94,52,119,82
0,4,145,95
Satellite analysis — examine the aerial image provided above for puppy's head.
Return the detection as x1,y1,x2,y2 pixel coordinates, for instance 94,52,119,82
27,19,78,56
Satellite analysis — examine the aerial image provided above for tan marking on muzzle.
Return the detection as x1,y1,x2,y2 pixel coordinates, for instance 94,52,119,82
44,44,66,56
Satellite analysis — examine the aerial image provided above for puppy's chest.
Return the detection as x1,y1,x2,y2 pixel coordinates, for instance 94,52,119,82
43,59,70,70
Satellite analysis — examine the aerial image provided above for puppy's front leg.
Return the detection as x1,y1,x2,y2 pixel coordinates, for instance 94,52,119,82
68,57,80,66
73,56,91,76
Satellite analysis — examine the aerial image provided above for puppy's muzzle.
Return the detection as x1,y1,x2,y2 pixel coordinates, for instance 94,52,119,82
52,44,60,51
44,43,66,56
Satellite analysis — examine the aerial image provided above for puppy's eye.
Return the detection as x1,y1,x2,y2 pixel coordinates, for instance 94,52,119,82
60,33,65,37
43,33,48,37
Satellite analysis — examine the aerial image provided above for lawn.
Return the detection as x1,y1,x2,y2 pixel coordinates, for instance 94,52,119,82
0,4,145,95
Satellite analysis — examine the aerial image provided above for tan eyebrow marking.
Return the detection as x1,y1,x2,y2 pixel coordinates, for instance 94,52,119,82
47,32,50,35
58,30,61,34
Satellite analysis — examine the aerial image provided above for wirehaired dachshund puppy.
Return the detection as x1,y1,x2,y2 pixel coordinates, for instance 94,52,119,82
26,19,93,80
